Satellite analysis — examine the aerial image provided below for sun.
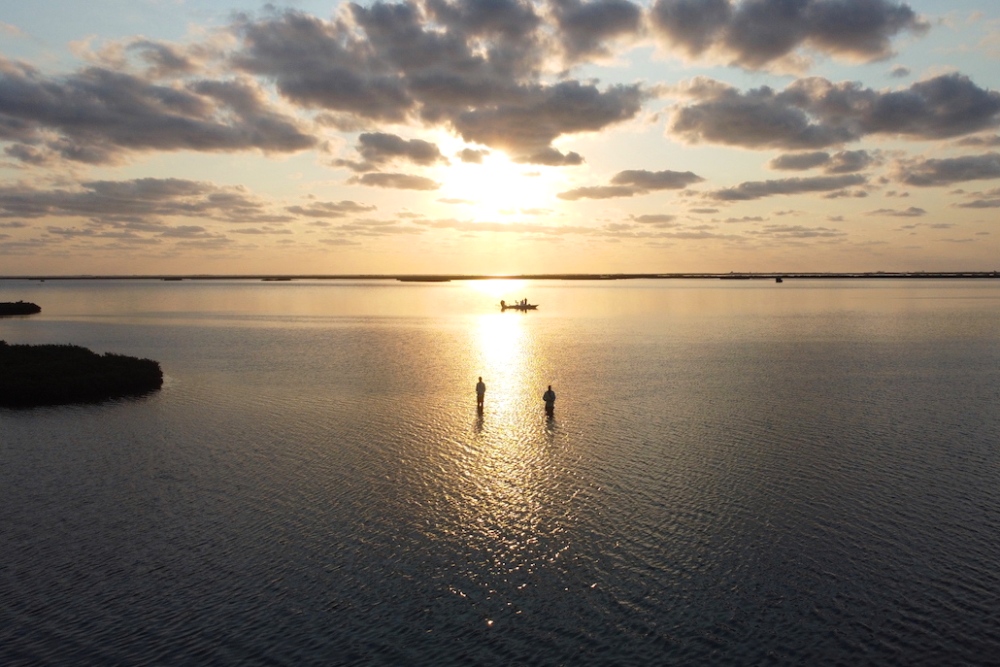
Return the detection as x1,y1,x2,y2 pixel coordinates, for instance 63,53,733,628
435,150,559,223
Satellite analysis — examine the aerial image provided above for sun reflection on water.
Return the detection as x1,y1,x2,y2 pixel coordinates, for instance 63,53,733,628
435,306,570,587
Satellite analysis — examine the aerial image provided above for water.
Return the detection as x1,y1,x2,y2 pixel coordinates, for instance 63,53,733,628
2,279,999,665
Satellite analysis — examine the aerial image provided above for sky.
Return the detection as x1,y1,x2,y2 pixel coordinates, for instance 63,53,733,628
1,0,999,275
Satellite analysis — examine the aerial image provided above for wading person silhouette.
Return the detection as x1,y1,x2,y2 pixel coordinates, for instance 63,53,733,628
476,376,486,410
543,385,555,415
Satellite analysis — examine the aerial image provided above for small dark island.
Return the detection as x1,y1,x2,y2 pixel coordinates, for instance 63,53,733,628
0,341,163,407
0,301,41,316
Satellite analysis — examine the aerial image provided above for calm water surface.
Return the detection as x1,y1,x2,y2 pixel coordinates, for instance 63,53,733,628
2,279,999,665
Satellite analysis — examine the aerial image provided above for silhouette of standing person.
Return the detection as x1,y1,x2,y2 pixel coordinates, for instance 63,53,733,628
476,376,486,410
543,385,556,415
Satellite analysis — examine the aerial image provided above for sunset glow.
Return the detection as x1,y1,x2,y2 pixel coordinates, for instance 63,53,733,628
0,1,998,275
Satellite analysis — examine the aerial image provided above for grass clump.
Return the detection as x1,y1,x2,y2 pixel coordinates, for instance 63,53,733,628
0,341,163,407
0,301,41,316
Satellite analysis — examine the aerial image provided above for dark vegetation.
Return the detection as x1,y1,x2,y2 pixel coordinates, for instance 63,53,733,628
0,301,41,316
0,341,163,407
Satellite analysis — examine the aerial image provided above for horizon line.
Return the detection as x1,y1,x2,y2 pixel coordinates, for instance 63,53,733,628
3,271,1000,282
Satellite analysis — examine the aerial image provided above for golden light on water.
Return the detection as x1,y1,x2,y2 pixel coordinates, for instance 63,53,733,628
472,312,528,420
465,278,529,300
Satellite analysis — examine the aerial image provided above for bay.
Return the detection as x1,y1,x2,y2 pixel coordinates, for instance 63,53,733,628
2,279,999,665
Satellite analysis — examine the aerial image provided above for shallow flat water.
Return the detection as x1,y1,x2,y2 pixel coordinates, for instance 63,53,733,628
2,279,1000,665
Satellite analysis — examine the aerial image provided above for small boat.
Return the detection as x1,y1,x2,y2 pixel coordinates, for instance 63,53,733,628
501,302,538,311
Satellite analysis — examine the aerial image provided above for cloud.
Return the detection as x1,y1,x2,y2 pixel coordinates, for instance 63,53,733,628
0,178,291,224
348,172,442,190
355,132,447,167
894,153,1000,186
769,151,830,170
558,168,704,199
866,206,926,217
826,150,876,173
451,80,645,161
556,185,634,200
457,148,488,163
229,8,647,164
956,134,1000,147
650,0,928,69
671,74,1000,149
126,39,200,79
889,64,911,78
954,186,1000,208
512,147,584,166
286,200,377,218
749,224,846,239
551,0,643,61
0,59,316,165
959,199,1000,208
709,174,866,200
631,214,678,227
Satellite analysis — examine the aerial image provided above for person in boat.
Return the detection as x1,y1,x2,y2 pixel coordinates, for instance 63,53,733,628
500,300,506,309
543,385,555,415
476,376,486,409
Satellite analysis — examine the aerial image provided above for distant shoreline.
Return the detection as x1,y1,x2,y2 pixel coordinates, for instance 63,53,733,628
1,272,998,282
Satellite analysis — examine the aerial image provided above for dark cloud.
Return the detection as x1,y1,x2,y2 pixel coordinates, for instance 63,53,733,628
769,151,830,170
889,64,911,79
822,188,868,199
286,200,377,218
512,147,584,166
551,0,643,61
556,185,635,200
558,168,704,200
0,178,290,224
649,0,731,57
894,153,1000,186
749,224,846,239
955,187,1000,209
230,226,294,235
866,206,925,217
348,172,442,190
671,74,1000,150
709,174,866,200
956,134,1000,147
612,169,704,189
0,59,316,165
229,8,646,164
958,198,1000,209
458,148,489,163
650,0,928,69
231,9,413,122
126,39,199,78
4,143,54,166
355,132,447,167
451,80,645,161
826,150,875,173
629,214,679,228
671,79,855,149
